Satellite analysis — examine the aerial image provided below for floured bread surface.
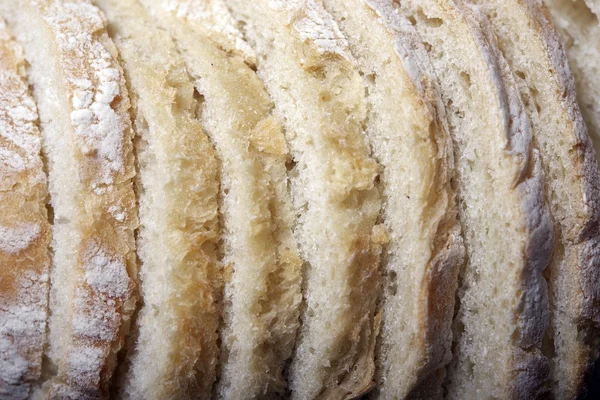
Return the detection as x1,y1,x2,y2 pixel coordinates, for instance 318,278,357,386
0,18,51,400
140,1,304,398
320,0,464,398
223,1,383,399
467,0,600,397
91,1,222,399
545,0,600,161
395,0,553,398
0,0,138,398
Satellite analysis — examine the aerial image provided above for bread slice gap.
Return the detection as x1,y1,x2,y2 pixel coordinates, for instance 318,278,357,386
393,0,554,398
0,1,139,397
137,1,305,398
221,1,385,398
319,1,465,398
466,0,600,397
0,17,52,400
88,1,223,398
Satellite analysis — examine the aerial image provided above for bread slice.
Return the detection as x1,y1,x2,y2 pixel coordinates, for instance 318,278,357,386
0,1,138,398
138,1,304,398
318,1,464,398
393,0,554,398
466,0,600,397
221,1,384,399
545,0,600,161
0,18,51,399
89,1,222,398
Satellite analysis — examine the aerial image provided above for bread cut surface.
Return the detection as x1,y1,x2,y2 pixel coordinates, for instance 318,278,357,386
394,0,554,398
0,18,51,400
139,1,304,398
467,0,600,397
319,0,464,398
90,1,223,399
545,0,600,161
0,0,138,398
222,1,384,399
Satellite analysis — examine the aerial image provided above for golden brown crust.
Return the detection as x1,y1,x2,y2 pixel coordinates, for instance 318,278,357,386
0,18,51,400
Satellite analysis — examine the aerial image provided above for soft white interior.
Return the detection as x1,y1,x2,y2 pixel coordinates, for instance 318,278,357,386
93,1,223,398
397,0,543,398
138,1,304,398
224,1,383,399
472,0,600,397
320,0,461,397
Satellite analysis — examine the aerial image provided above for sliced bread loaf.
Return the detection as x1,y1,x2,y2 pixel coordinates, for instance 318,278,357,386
467,0,600,397
0,18,51,400
319,0,465,398
90,1,222,398
545,0,600,160
0,1,138,398
138,1,304,398
222,1,384,398
395,0,554,398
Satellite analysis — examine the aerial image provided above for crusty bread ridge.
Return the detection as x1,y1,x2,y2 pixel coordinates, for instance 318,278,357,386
138,1,304,398
0,0,138,398
467,0,600,397
0,18,51,400
90,1,222,399
394,0,553,398
319,0,465,398
545,0,600,161
222,1,383,398
586,0,600,15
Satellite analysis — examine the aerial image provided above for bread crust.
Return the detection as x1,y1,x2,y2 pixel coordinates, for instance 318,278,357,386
0,18,51,400
1,1,138,398
466,0,600,396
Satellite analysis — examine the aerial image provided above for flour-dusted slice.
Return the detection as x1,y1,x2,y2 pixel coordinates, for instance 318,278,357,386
139,1,304,398
222,1,384,399
319,0,464,398
545,0,600,160
0,0,138,398
468,0,600,397
394,0,554,398
0,18,51,400
90,1,222,398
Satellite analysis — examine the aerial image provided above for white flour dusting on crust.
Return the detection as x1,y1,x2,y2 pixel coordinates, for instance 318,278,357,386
163,0,257,64
0,17,50,400
33,0,126,186
268,0,353,60
0,223,41,254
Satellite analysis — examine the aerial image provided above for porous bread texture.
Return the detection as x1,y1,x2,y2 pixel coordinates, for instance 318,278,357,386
91,1,222,399
545,0,600,161
467,0,600,397
319,0,464,398
140,1,304,399
223,1,384,399
0,0,138,398
0,18,51,400
396,0,553,398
